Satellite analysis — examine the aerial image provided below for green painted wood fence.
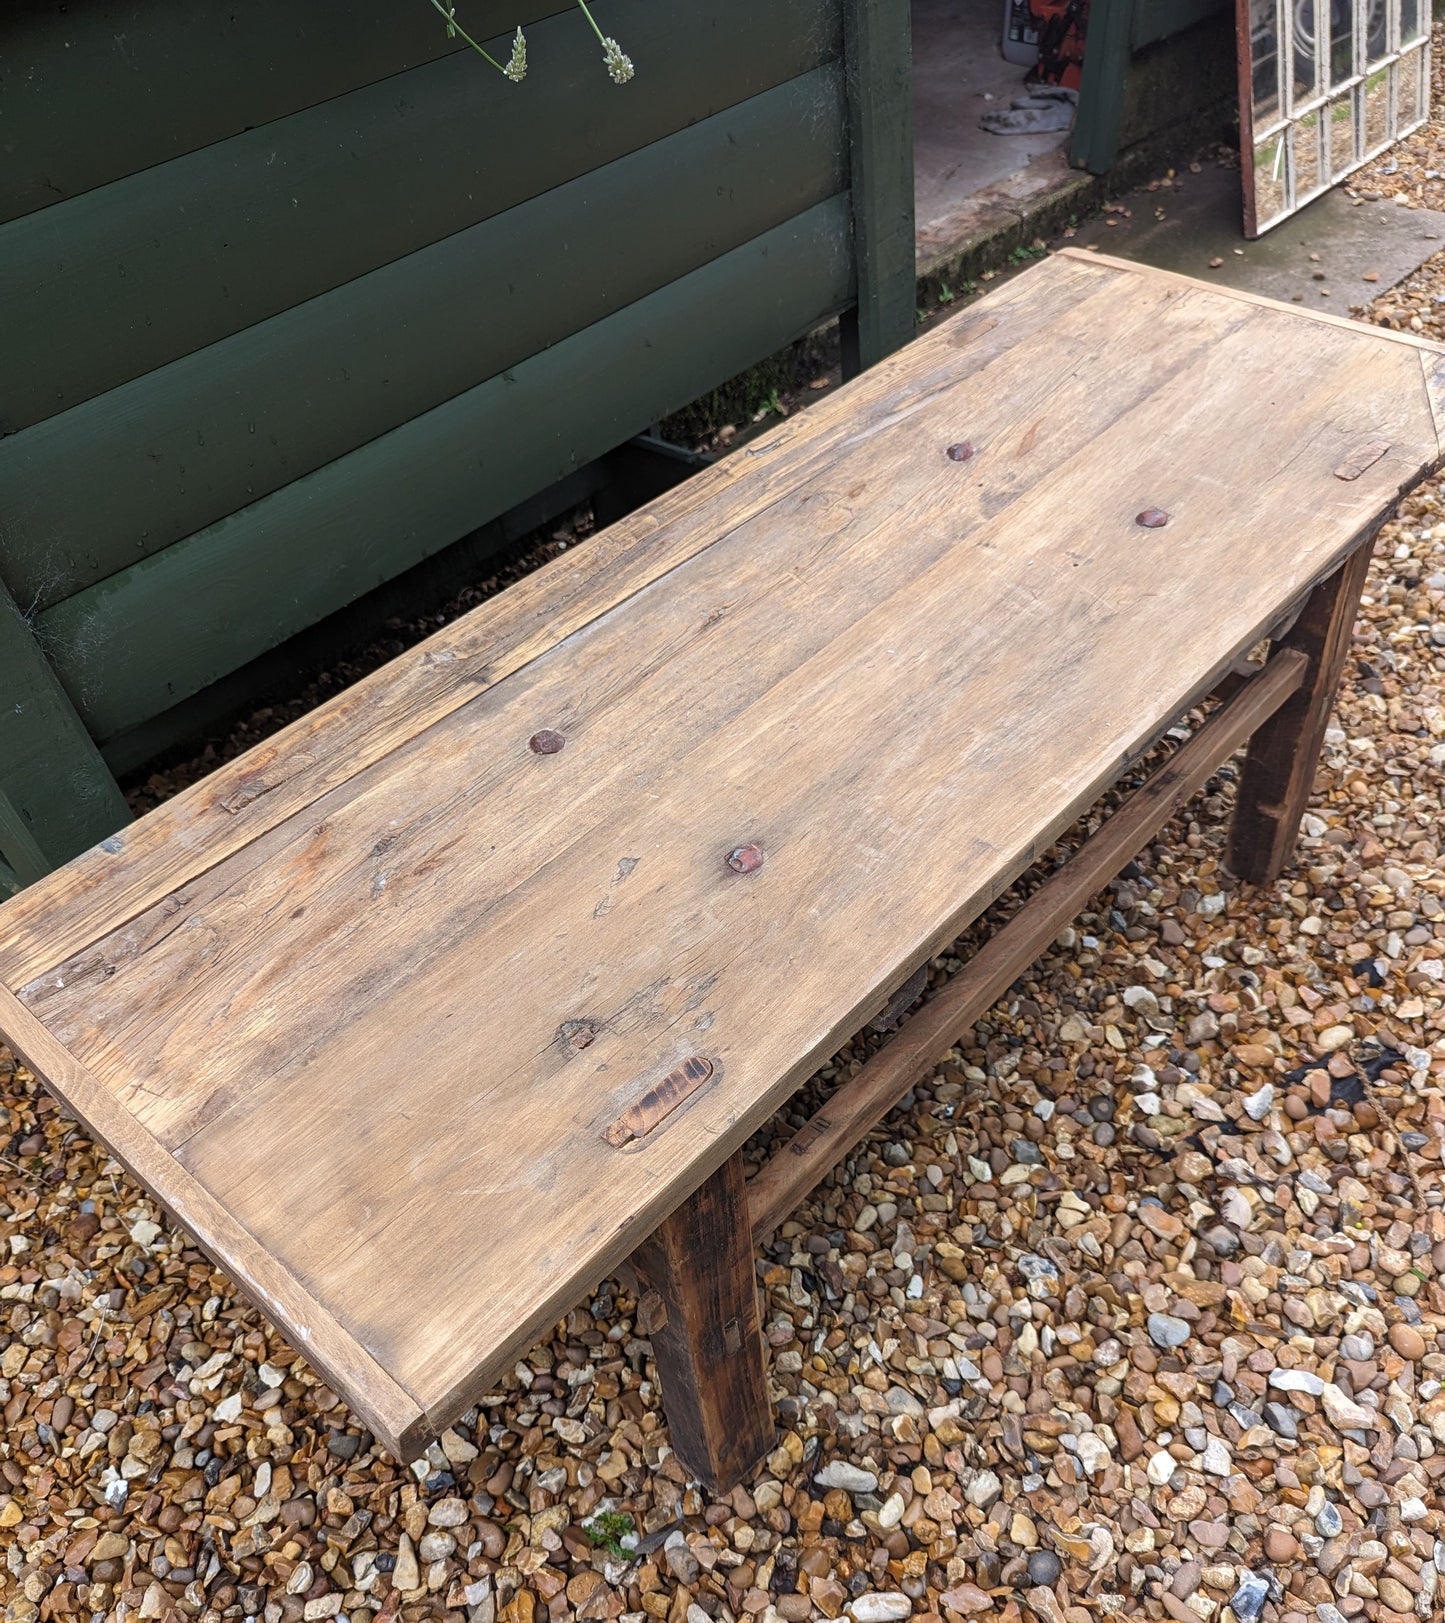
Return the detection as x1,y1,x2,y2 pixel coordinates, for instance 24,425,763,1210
0,0,915,892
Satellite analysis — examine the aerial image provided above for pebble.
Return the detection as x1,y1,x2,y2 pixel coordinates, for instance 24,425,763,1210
1270,1369,1325,1396
848,1596,912,1622
1321,1383,1378,1430
1148,1312,1192,1349
1316,1502,1344,1538
1232,1573,1270,1622
1027,1550,1063,1586
1243,1081,1275,1120
1390,1321,1428,1359
815,1461,879,1493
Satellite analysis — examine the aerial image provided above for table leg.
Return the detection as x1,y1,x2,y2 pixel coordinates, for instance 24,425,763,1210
1228,537,1375,885
631,1149,774,1492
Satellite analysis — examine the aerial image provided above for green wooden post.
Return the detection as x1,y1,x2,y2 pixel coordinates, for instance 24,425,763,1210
1070,0,1133,175
840,0,916,378
0,579,130,886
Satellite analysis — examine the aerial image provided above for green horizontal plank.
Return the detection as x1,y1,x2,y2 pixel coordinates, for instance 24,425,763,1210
0,1,577,226
40,196,855,743
0,0,841,432
96,461,611,780
2,66,847,613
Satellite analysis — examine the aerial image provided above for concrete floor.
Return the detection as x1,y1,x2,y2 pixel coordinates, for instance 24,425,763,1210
913,0,1073,260
1067,157,1445,314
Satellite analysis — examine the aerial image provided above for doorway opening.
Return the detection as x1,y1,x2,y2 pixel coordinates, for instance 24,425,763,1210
913,0,1086,265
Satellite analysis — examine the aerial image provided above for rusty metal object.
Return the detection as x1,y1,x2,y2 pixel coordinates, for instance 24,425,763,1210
726,843,764,874
1135,507,1169,529
946,441,975,462
605,1056,716,1146
529,729,566,754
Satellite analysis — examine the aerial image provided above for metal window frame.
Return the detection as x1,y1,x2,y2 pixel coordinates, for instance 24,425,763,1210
1243,0,1429,234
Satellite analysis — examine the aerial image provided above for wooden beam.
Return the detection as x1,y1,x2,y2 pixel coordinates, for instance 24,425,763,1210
839,0,915,376
747,646,1309,1243
0,580,129,886
631,1151,774,1492
1069,0,1132,175
1227,539,1375,884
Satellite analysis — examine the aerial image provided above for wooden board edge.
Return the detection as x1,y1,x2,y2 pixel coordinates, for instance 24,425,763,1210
1054,248,1445,355
0,982,425,1459
1234,0,1258,238
1421,350,1445,463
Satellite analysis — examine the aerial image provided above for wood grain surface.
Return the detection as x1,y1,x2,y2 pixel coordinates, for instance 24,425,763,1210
2,252,1440,1457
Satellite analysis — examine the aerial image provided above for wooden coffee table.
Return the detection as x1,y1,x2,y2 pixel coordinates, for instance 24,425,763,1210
2,250,1440,1489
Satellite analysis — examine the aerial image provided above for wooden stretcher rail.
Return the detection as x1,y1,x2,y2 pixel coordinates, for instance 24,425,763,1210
746,645,1310,1244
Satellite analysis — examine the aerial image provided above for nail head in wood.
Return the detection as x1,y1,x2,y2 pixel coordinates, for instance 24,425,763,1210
1135,507,1169,529
726,843,764,874
529,729,566,754
946,441,975,462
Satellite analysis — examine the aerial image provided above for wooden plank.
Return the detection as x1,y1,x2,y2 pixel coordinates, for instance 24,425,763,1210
1,67,848,613
0,0,574,225
747,647,1309,1242
631,1152,773,1491
1227,538,1377,883
0,790,51,894
0,253,1112,990
0,580,130,884
0,0,841,431
0,983,427,1457
35,195,856,743
1069,0,1133,175
839,0,916,376
1060,249,1445,366
16,263,1243,1069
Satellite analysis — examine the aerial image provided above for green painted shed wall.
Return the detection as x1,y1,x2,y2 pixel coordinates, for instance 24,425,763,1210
0,0,916,888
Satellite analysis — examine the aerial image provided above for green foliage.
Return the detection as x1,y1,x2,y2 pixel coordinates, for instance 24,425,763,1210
430,0,633,84
585,1511,638,1558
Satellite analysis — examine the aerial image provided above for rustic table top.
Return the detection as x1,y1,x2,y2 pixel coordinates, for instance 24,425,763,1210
2,249,1442,1457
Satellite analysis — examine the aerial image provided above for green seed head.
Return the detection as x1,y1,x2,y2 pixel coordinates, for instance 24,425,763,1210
602,36,634,83
504,26,528,81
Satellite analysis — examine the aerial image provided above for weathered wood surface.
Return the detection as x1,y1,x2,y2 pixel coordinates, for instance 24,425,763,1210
1,250,1441,1458
748,644,1310,1244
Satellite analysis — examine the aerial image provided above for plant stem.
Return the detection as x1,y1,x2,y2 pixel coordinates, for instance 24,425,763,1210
427,0,508,72
575,0,608,47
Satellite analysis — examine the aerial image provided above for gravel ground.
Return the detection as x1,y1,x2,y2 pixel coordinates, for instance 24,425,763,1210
9,119,1445,1623
1352,24,1445,214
